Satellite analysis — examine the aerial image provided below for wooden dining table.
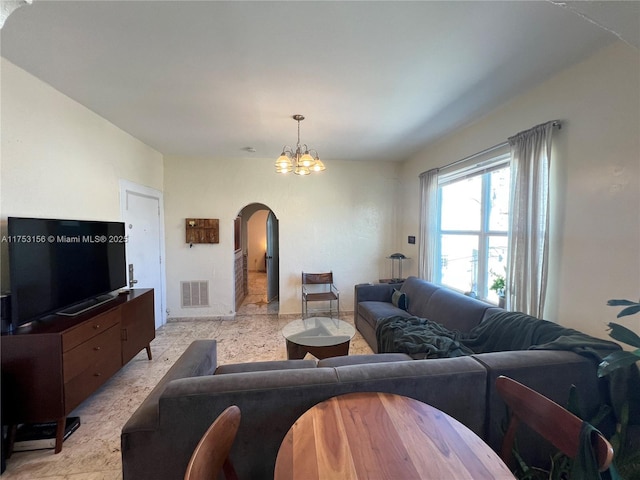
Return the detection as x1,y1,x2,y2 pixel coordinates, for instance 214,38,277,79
274,391,516,480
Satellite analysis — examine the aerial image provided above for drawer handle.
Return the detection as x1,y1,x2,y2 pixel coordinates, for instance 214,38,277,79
94,346,101,351
94,373,102,377
93,324,101,329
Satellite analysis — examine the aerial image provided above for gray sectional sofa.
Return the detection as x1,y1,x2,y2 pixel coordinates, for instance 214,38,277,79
354,276,502,352
122,350,610,479
121,277,620,480
121,342,488,480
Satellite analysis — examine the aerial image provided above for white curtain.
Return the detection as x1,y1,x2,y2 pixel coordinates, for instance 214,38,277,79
506,121,555,317
418,168,439,281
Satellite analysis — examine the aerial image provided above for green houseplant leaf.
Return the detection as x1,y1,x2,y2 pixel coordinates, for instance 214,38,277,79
607,299,639,307
607,299,640,318
618,305,640,318
598,350,640,377
608,322,640,348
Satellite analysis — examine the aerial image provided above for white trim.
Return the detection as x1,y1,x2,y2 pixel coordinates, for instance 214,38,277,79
439,151,511,185
119,180,167,328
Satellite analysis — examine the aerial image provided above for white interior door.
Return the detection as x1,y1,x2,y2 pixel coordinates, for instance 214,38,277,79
120,180,166,329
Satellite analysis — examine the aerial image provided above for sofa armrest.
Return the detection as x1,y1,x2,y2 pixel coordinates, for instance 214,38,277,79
122,340,217,434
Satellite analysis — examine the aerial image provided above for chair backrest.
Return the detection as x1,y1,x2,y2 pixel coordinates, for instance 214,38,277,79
184,405,241,480
302,272,334,286
495,376,613,472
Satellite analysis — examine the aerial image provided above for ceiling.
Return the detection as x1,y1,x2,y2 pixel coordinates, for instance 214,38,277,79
1,1,638,163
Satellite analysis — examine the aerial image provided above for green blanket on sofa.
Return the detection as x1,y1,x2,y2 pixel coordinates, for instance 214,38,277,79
376,311,621,360
376,311,640,439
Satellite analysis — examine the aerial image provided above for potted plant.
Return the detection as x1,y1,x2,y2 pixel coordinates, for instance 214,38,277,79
598,299,640,376
598,298,640,479
512,299,640,479
489,271,506,308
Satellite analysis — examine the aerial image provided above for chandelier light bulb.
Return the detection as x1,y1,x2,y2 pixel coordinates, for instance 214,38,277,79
312,159,325,172
276,154,292,169
300,152,314,168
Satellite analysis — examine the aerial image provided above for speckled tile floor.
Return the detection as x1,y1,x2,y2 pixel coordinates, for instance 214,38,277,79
1,272,372,479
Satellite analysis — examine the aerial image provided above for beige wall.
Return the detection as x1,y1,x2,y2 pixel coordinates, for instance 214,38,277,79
163,156,399,317
0,59,164,288
4,40,637,336
398,41,640,340
0,57,399,319
247,210,268,272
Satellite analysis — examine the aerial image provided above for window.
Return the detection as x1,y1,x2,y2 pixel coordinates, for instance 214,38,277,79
435,154,510,303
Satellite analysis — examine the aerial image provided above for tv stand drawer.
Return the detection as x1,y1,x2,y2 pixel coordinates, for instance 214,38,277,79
63,323,122,411
62,308,120,352
63,322,121,384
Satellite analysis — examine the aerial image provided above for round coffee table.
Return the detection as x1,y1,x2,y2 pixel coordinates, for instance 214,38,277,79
282,317,356,360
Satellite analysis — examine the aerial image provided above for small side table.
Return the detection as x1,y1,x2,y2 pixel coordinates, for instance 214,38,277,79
282,317,355,360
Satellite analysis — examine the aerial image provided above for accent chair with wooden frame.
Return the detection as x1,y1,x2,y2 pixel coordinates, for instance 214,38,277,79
184,405,241,480
495,375,614,475
301,272,339,319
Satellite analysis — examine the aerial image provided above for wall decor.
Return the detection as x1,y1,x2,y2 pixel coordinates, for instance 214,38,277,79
186,218,219,246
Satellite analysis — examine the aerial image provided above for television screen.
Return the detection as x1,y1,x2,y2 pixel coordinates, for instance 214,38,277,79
8,217,127,328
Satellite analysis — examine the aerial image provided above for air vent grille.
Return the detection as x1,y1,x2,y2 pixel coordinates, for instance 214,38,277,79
181,281,209,307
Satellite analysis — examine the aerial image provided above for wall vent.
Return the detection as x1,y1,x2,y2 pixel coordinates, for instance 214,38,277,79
181,281,209,307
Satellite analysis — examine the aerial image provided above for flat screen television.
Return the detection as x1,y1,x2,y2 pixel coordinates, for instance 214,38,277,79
7,217,127,330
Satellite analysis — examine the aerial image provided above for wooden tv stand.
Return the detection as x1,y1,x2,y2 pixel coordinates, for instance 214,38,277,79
1,288,155,454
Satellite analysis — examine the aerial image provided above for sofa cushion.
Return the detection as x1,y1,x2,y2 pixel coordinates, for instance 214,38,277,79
214,359,316,374
392,289,408,310
376,316,474,359
333,356,488,437
400,276,440,318
423,289,493,332
317,353,412,368
358,301,411,330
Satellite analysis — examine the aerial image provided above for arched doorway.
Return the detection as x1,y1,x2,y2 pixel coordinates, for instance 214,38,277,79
234,203,279,314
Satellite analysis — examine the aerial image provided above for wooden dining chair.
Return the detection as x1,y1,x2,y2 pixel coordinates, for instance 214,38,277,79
184,405,241,480
495,375,614,472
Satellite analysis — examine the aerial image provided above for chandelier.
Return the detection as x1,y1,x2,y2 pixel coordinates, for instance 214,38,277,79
275,114,325,175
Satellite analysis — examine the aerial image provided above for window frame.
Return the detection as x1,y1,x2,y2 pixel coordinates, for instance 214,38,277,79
435,153,511,301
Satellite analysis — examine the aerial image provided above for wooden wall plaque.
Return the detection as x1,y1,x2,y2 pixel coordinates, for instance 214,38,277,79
186,218,219,244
